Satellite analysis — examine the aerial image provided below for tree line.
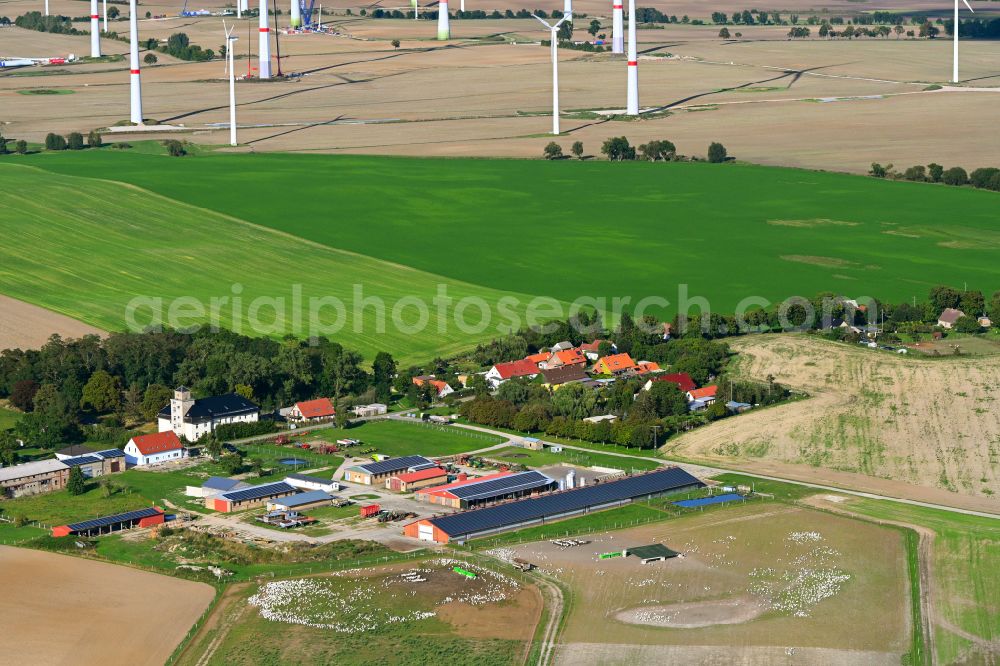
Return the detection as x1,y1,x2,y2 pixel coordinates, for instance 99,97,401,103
543,137,729,163
870,161,1000,192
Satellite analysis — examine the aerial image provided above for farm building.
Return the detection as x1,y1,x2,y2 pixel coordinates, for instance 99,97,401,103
288,397,336,422
0,458,70,498
185,476,249,498
55,445,99,459
352,403,388,418
415,471,511,506
937,308,966,329
404,467,703,543
385,467,449,492
266,490,335,512
343,455,436,485
157,387,260,441
124,431,186,467
59,449,126,478
207,481,297,513
412,470,556,510
285,473,340,493
539,464,625,489
626,543,680,564
686,385,718,404
52,507,165,537
518,437,544,451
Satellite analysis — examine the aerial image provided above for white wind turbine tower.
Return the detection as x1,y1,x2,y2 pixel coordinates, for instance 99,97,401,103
437,0,450,39
90,0,101,57
953,0,974,83
533,13,570,135
611,0,623,53
625,0,638,114
103,0,108,32
129,0,142,123
258,0,271,78
224,21,239,146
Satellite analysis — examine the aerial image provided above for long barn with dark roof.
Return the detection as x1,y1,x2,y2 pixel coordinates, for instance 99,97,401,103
404,467,703,544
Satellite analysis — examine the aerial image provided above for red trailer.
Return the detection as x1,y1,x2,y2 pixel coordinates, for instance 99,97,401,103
360,503,381,518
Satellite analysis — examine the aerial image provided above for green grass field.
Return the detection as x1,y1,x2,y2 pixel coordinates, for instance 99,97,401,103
0,407,21,431
300,419,501,457
18,149,1000,314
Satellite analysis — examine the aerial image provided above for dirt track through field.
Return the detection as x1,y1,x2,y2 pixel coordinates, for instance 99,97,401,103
0,546,215,666
666,334,1000,512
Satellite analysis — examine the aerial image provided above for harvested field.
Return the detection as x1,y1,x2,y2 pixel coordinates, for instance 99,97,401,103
1,7,998,172
0,294,105,350
495,503,909,664
0,545,214,666
666,334,1000,510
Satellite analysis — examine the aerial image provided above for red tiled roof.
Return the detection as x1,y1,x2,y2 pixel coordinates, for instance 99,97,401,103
416,471,513,497
580,339,609,352
636,361,661,374
395,467,448,483
596,353,636,373
524,352,550,365
688,385,718,400
130,431,182,456
552,349,587,366
651,372,696,393
493,359,540,379
296,398,335,419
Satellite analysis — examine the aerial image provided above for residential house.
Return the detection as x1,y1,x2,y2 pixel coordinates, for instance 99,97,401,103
593,353,637,377
485,359,540,388
979,316,992,328
412,376,455,399
550,341,575,352
289,397,336,422
686,385,718,405
937,308,966,329
541,365,588,389
635,361,661,375
523,351,551,367
580,339,614,360
157,387,260,441
643,372,696,393
542,348,587,370
124,431,186,467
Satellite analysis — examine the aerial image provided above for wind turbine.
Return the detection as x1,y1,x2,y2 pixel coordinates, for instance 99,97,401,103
437,0,450,39
90,0,101,58
102,0,107,32
290,0,302,28
625,0,638,114
533,13,570,135
128,0,142,123
953,0,974,83
258,0,271,78
224,21,239,146
611,0,623,53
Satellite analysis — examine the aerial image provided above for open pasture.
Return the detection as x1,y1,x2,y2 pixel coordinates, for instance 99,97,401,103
499,502,910,664
667,334,1000,508
0,544,215,666
297,418,502,456
177,559,541,665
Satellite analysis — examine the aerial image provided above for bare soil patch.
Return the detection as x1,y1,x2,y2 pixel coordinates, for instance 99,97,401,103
0,294,105,350
0,545,215,666
615,597,764,628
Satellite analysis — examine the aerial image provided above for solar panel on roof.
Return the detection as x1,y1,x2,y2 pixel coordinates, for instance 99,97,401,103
61,455,102,467
67,507,162,532
220,482,295,502
94,449,126,459
449,471,555,501
429,468,703,538
357,455,433,476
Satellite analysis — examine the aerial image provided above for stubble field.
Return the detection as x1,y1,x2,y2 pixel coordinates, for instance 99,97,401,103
666,334,1000,510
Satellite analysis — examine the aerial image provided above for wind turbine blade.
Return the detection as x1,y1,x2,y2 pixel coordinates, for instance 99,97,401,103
532,14,551,28
961,0,974,12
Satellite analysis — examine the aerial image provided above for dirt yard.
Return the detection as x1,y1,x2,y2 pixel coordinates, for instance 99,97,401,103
494,503,909,665
0,545,215,666
1,2,998,173
666,334,1000,511
0,294,105,350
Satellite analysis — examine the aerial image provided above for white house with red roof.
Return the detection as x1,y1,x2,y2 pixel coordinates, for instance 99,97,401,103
124,431,186,467
412,376,455,399
643,372,696,393
686,385,718,404
289,397,336,422
485,359,540,388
